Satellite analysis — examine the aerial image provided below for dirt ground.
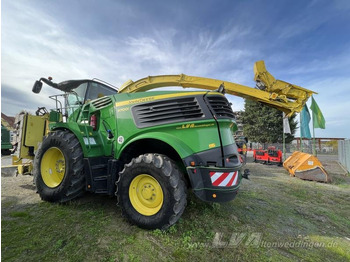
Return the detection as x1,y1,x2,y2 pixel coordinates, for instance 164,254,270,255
1,164,39,215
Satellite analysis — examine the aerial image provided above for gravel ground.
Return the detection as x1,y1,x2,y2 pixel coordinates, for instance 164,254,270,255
1,156,40,215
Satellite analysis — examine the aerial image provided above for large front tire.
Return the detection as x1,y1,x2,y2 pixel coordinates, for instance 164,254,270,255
33,130,85,203
117,154,187,229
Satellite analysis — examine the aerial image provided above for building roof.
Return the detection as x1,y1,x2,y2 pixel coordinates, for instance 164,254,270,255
1,113,15,130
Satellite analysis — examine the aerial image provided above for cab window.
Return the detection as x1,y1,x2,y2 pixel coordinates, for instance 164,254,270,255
67,82,88,106
86,82,117,101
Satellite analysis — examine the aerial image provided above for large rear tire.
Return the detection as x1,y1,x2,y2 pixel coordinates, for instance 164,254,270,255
33,130,85,203
116,154,187,229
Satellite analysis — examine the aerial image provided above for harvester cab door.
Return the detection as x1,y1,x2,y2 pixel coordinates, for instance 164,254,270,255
66,83,88,116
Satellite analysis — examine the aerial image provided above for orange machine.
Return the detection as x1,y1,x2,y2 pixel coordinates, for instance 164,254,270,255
283,151,331,183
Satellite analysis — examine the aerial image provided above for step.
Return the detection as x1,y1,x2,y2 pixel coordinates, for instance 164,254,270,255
91,164,107,170
93,175,107,181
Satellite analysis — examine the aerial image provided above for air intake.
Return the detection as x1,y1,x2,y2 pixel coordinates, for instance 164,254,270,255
91,96,113,109
132,97,204,128
207,95,235,118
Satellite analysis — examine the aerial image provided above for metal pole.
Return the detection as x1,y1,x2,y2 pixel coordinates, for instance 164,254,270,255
300,113,303,152
282,112,286,161
283,130,286,161
312,113,316,156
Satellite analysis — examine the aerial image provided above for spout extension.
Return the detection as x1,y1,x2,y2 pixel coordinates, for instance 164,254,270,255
254,61,316,114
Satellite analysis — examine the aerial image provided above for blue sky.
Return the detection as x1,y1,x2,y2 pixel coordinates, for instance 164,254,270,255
2,0,350,138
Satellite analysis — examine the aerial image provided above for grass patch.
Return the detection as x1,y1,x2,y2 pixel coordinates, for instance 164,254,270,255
8,211,31,218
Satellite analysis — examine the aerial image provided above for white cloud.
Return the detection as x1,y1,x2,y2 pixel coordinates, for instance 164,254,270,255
2,2,252,116
1,1,349,138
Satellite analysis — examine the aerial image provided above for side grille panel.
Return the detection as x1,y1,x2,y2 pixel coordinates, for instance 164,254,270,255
132,97,204,128
91,96,113,109
207,96,235,119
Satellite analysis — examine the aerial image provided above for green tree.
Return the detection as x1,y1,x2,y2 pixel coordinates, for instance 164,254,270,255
242,100,297,146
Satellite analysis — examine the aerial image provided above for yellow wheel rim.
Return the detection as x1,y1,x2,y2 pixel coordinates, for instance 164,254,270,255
129,174,163,216
40,147,66,188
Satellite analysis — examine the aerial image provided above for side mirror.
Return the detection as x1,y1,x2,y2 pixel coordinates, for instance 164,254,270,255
32,81,43,94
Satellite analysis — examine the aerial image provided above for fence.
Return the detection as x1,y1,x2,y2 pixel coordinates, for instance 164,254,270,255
338,139,350,173
248,140,339,155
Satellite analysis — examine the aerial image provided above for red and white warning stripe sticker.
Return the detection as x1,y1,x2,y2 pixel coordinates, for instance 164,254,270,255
209,171,238,187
